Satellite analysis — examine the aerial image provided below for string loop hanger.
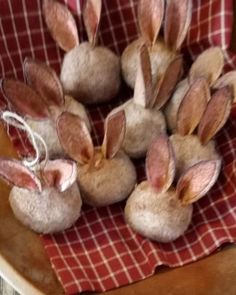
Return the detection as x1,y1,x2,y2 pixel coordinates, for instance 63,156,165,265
1,111,49,168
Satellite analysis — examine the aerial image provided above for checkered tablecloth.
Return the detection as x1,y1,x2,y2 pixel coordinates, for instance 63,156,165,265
1,1,236,294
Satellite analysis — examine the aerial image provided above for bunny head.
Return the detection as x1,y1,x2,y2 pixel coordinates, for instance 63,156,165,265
0,157,82,234
121,0,192,88
56,110,137,207
1,58,90,157
119,44,183,158
43,0,121,104
125,134,221,242
165,47,225,133
169,80,233,177
0,110,82,234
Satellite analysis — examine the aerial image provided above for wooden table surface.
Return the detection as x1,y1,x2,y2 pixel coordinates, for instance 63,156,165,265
0,124,236,295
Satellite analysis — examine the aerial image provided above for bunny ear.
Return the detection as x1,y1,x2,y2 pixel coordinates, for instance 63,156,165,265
154,55,183,110
0,158,42,192
57,112,93,165
138,0,164,46
41,159,77,192
164,0,192,51
1,79,50,120
176,78,210,136
24,58,64,107
133,44,153,108
83,0,102,46
43,0,79,52
177,160,221,205
198,86,233,145
189,47,224,86
214,71,236,103
102,110,126,159
146,135,175,193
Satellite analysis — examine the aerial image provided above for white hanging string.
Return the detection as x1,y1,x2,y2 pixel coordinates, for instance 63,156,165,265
1,111,48,168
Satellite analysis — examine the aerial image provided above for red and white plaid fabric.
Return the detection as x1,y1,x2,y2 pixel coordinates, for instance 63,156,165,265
1,1,236,294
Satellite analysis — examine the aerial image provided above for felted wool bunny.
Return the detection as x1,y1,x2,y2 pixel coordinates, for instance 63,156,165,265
111,44,183,158
164,47,224,133
43,0,121,104
125,135,221,242
121,0,192,88
0,112,82,234
1,58,91,158
56,110,137,207
169,80,233,178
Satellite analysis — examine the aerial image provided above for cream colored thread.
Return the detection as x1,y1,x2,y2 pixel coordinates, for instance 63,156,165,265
1,111,49,167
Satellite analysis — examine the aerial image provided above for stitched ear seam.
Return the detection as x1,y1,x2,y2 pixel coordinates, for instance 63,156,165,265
43,0,79,52
146,134,175,193
0,158,42,192
0,78,50,121
41,159,77,192
56,112,94,165
164,0,192,51
153,55,183,110
197,86,233,145
138,0,164,46
83,0,102,46
176,159,222,205
23,57,64,108
102,110,126,159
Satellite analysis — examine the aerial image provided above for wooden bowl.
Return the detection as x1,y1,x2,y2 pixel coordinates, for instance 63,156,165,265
1,125,236,295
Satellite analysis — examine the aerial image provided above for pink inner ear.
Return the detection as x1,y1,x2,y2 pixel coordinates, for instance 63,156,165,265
198,86,233,145
102,110,126,159
133,44,153,108
83,0,102,46
43,0,79,52
177,160,221,205
57,112,94,165
164,0,192,51
189,47,224,86
146,135,175,193
176,78,209,136
0,158,41,192
42,159,77,192
24,58,64,108
154,55,183,110
138,0,164,45
1,79,50,120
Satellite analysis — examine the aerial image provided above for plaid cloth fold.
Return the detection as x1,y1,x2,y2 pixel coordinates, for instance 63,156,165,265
1,0,236,294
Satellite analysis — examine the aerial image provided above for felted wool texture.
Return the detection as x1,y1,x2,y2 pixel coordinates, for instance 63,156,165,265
170,134,219,178
27,95,91,157
9,182,82,234
60,42,121,104
77,150,137,207
122,99,166,158
125,181,193,243
121,38,175,89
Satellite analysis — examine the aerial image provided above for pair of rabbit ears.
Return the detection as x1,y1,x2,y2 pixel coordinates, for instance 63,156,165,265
176,79,233,145
0,158,77,193
56,110,125,165
1,58,64,120
43,0,101,51
138,0,192,50
146,135,221,205
134,44,183,110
